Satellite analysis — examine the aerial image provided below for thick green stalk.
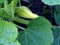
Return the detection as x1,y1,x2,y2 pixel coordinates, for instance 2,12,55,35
1,8,29,25
14,17,29,25
16,24,26,30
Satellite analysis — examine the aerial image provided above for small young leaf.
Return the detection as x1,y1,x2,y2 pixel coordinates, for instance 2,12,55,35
9,41,21,45
3,0,18,19
9,0,18,9
17,17,53,45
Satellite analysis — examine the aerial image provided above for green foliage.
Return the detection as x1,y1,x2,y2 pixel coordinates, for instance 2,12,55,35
0,0,60,45
41,0,60,5
0,20,21,45
0,40,21,45
17,17,53,45
8,41,21,45
0,20,18,42
54,5,60,25
9,0,18,9
0,0,5,3
3,0,18,19
52,26,60,45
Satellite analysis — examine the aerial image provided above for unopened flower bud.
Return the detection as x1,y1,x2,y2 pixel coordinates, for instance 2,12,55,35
16,6,39,19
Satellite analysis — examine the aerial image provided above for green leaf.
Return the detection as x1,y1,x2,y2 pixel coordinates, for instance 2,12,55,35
9,0,18,9
8,41,21,45
4,0,8,8
0,40,21,45
4,7,15,19
54,5,60,25
0,8,6,18
17,17,53,45
3,0,18,19
0,8,12,20
0,20,18,42
41,0,60,5
0,0,5,3
52,26,60,45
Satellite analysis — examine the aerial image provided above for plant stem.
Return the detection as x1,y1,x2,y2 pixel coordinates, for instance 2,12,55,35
16,24,26,30
28,3,32,8
1,8,30,25
19,0,21,6
14,17,30,25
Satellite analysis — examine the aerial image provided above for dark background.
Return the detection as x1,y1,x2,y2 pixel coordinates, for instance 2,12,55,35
21,0,57,26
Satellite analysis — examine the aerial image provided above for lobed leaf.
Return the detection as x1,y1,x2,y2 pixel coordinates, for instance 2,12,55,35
0,40,21,45
17,17,53,45
0,20,18,42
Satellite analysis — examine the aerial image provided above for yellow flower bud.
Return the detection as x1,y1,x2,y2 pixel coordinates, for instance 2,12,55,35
16,6,39,19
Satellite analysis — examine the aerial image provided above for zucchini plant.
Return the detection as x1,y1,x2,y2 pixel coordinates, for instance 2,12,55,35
0,0,60,45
